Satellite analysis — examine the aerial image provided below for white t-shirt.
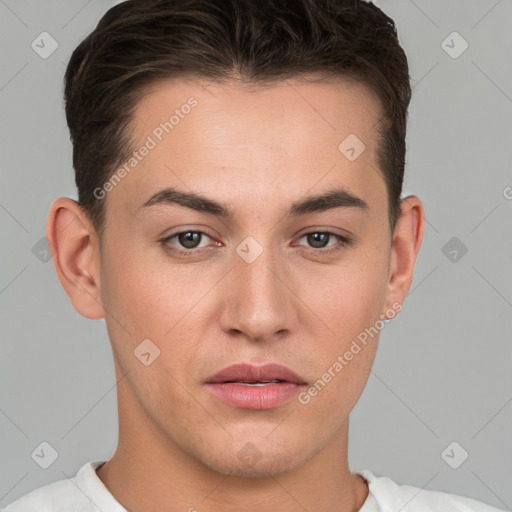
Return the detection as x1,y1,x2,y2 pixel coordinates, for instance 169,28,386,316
2,460,506,512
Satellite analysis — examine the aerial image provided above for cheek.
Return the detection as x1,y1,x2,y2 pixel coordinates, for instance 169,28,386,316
99,250,200,409
293,244,389,404
100,235,176,331
100,245,210,383
298,244,389,338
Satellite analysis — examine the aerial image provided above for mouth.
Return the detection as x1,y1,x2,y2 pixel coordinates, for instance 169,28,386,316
228,380,285,386
204,363,307,410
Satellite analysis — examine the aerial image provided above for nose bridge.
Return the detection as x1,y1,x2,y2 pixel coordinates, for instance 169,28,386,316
227,234,293,340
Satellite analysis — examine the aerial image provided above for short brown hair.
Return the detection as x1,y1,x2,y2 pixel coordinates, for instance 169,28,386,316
64,0,411,237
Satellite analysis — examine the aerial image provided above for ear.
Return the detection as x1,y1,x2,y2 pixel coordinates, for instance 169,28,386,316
381,195,425,317
46,197,104,319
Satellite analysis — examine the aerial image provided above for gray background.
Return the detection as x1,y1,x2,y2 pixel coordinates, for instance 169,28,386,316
1,0,511,509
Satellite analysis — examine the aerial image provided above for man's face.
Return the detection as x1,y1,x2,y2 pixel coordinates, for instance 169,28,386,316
97,77,398,476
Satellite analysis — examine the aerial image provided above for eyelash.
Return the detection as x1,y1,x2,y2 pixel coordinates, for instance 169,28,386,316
159,230,352,257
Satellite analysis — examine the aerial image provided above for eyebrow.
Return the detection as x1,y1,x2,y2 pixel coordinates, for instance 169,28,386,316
138,186,368,218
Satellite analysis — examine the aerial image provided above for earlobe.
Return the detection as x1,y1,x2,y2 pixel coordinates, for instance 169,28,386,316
46,197,105,320
382,195,425,318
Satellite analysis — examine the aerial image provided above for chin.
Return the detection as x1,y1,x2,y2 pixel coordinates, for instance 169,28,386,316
191,440,312,479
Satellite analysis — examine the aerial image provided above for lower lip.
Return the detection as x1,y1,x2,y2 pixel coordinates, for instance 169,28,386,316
205,382,306,410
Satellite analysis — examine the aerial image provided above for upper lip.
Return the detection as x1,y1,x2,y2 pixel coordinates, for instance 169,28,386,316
205,363,307,384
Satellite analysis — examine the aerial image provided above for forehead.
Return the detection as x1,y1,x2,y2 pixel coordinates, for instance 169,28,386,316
131,76,382,148
111,76,386,220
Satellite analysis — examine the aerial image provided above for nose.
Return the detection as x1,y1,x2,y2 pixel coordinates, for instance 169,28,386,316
218,238,298,343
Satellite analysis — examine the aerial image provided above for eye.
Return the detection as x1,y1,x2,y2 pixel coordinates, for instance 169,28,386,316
160,230,214,255
160,229,352,258
295,231,351,254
